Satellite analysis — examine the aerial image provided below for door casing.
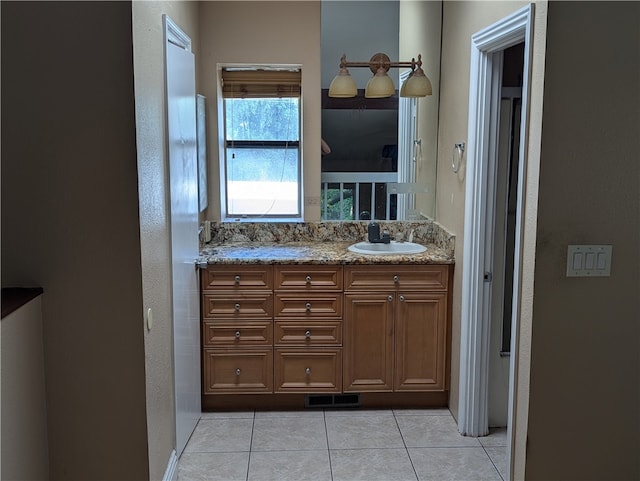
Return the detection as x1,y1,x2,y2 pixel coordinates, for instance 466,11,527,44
458,5,534,481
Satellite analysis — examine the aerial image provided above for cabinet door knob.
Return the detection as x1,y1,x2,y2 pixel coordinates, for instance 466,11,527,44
304,330,311,339
388,295,393,302
234,303,240,311
235,368,241,376
305,302,312,311
305,275,312,283
305,367,311,375
235,330,241,339
399,295,405,302
393,275,399,283
234,275,240,283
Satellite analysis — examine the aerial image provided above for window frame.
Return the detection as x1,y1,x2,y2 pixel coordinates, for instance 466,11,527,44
218,66,303,222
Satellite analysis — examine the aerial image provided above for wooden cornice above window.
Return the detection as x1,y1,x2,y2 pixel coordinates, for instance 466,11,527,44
221,69,301,98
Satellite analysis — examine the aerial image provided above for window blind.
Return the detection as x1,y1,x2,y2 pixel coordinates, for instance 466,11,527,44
221,69,301,98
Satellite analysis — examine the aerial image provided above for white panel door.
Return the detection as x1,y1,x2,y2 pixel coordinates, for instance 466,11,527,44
164,16,201,456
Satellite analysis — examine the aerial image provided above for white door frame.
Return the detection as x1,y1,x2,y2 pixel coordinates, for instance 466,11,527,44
458,4,534,480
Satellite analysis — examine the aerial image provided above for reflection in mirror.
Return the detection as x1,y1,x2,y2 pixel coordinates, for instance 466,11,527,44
320,0,441,221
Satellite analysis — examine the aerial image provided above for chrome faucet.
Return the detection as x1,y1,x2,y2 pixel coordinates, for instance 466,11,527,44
367,222,391,244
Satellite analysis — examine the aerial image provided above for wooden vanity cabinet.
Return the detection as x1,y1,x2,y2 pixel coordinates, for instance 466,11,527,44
274,265,343,393
201,265,274,394
201,262,451,405
343,265,450,393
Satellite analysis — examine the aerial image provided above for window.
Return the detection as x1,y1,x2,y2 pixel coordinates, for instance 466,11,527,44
221,68,302,220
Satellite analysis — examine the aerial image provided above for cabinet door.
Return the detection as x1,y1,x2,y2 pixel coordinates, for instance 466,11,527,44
395,292,447,391
343,293,394,392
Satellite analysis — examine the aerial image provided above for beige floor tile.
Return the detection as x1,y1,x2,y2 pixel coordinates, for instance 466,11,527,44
200,411,255,420
478,427,508,446
324,408,394,418
393,407,452,416
248,449,331,481
396,414,481,448
326,413,404,449
251,416,327,451
184,418,253,453
484,446,508,480
178,452,249,481
409,447,502,481
330,448,418,481
254,409,324,419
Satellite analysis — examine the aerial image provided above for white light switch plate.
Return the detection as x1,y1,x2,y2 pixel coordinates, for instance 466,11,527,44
566,245,612,277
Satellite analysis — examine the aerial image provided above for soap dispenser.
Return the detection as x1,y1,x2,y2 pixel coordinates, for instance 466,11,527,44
367,222,380,243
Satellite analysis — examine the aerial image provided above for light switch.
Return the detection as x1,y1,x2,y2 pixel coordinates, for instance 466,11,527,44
585,252,595,270
572,252,583,270
567,245,612,277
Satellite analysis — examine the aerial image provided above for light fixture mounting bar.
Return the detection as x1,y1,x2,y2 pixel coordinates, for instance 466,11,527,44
339,53,422,74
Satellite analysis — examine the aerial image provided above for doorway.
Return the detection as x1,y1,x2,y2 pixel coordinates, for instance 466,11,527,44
458,5,534,481
489,44,524,428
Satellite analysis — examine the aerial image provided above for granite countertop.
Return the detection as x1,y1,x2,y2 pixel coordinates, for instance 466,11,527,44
198,240,454,265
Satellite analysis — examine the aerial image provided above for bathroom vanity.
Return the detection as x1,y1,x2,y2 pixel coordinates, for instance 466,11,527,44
198,222,454,410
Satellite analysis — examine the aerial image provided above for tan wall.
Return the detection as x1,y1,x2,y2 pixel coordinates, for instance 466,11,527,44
1,2,149,479
525,2,640,479
1,296,49,480
132,2,200,479
435,0,530,420
198,1,322,221
399,0,442,219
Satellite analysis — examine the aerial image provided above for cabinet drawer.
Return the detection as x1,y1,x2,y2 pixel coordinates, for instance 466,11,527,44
274,349,342,392
274,293,342,318
202,292,273,319
201,265,273,291
203,321,272,347
275,265,343,290
274,320,342,346
203,348,273,394
344,265,449,291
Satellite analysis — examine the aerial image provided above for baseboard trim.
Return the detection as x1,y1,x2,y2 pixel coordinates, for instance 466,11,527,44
162,449,178,481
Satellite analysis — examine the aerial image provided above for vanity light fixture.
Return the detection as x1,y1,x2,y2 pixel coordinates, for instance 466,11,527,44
328,52,432,99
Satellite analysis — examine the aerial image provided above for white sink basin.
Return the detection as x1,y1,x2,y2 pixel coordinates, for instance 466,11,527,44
348,241,427,255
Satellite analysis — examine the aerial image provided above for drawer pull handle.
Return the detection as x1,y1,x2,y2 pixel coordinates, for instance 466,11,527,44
399,295,405,302
305,275,312,283
235,368,241,376
393,275,399,283
234,303,240,311
388,295,393,302
305,367,311,375
304,330,311,339
235,331,241,339
305,302,312,311
234,275,240,283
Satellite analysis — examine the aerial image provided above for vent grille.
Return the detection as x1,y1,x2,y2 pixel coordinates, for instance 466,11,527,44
304,393,361,409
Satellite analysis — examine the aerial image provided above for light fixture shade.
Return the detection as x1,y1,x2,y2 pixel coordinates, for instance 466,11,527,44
328,68,358,98
364,68,396,98
400,67,432,98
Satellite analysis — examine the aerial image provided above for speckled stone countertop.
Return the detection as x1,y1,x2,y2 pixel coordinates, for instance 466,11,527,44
199,221,455,266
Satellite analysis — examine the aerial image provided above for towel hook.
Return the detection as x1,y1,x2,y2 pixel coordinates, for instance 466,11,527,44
452,142,465,173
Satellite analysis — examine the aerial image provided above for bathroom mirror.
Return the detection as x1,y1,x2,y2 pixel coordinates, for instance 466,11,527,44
320,0,441,221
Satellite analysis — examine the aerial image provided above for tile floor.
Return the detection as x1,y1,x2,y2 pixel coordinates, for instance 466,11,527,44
178,408,507,481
